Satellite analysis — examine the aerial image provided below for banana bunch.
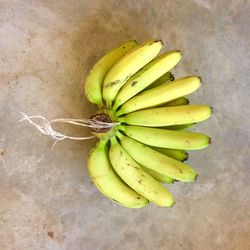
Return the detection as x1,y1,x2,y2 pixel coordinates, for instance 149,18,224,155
85,39,212,208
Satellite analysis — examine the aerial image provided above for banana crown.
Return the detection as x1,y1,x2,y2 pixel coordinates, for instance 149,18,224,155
84,39,212,208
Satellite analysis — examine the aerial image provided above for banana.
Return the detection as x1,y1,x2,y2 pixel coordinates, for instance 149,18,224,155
85,40,138,108
119,105,212,127
112,50,182,111
117,133,198,182
150,147,188,162
109,137,175,207
103,40,163,108
142,167,175,184
87,139,148,208
145,72,174,90
158,103,210,130
119,125,211,150
163,97,189,106
116,76,201,116
83,39,212,208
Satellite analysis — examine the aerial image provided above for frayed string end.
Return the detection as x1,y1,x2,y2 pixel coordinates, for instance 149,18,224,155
19,112,120,148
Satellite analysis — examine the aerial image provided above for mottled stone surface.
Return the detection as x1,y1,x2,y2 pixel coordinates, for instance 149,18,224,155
0,0,250,249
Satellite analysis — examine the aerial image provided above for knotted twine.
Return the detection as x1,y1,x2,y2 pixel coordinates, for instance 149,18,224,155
19,112,120,148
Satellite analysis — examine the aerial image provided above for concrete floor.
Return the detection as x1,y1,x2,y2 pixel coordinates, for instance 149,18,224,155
1,0,250,249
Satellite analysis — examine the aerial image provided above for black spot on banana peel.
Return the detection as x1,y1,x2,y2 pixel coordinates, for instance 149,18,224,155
131,81,137,87
178,168,183,174
104,80,120,88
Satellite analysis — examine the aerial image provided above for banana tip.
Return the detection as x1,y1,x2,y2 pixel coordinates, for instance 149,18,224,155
197,76,202,83
158,39,164,46
177,50,183,57
208,137,212,144
170,73,175,81
149,39,164,46
169,201,176,208
194,174,199,181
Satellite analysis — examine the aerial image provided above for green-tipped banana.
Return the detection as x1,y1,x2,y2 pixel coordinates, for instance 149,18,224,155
87,139,148,208
117,133,198,182
109,137,175,207
142,167,175,184
119,105,212,127
145,72,174,90
112,50,182,111
150,147,188,161
116,76,201,116
119,125,210,150
103,40,163,108
85,40,138,108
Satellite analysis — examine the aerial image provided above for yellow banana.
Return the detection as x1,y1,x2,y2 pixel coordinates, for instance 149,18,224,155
150,147,188,161
85,40,138,108
116,76,201,116
87,139,148,208
117,133,198,182
112,50,182,111
157,102,209,130
103,40,163,108
119,125,211,150
119,105,212,127
109,137,175,207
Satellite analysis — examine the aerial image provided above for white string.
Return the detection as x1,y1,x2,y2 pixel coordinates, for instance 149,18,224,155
19,112,120,147
50,118,119,128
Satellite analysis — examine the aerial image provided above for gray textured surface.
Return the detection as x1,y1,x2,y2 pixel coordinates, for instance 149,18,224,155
1,0,250,249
